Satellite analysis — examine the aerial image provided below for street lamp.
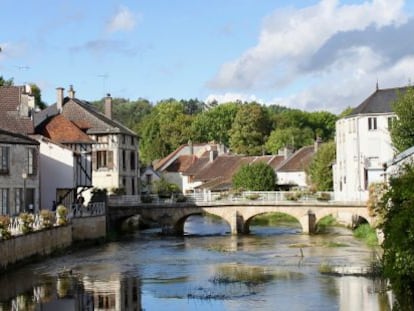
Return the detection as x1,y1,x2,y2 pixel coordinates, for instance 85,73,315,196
22,171,27,212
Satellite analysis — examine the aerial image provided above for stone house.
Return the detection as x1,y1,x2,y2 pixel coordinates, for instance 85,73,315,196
0,128,40,215
333,86,403,202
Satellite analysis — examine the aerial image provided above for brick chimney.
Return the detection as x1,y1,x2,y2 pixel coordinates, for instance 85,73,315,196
56,87,64,113
104,93,112,119
68,85,75,99
314,137,322,152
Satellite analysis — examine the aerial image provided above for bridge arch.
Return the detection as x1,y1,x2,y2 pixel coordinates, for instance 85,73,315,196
243,211,303,234
313,209,373,230
173,212,231,235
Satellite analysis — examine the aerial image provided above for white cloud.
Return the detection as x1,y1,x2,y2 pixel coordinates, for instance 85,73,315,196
207,0,410,112
0,42,27,61
205,92,264,104
107,6,137,33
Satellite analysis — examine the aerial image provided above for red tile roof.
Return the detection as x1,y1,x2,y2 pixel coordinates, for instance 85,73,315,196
37,114,94,144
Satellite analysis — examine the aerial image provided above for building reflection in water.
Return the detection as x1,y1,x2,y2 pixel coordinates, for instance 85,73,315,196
0,272,142,311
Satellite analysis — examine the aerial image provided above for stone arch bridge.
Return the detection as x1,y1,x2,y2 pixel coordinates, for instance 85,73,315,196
108,201,371,235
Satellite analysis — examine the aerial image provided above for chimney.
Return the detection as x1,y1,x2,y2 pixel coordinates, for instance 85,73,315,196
56,87,64,113
314,137,322,152
209,149,216,163
104,93,112,119
188,140,193,155
68,85,75,99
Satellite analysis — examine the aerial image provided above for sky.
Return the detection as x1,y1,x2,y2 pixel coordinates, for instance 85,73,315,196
1,0,414,113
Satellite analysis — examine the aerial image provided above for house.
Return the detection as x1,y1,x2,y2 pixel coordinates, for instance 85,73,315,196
0,128,40,215
154,142,227,193
140,165,161,194
276,144,318,190
34,86,140,197
333,86,403,202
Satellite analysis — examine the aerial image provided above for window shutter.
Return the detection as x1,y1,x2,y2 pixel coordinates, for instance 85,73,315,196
107,151,114,169
33,148,38,175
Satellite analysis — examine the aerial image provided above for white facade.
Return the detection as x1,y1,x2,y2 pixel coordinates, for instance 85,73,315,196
334,113,395,202
37,138,75,210
277,171,307,188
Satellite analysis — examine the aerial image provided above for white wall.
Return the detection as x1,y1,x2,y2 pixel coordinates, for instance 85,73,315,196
39,139,75,210
277,172,307,188
334,113,394,202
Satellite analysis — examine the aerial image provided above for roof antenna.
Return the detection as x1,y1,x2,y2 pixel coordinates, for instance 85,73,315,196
376,79,379,91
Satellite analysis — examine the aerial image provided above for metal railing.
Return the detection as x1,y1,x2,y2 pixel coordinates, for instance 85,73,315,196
69,202,106,218
108,191,337,206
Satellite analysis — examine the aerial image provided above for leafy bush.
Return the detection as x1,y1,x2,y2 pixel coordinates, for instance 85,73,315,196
246,194,261,200
19,212,34,234
40,209,55,229
141,195,153,203
0,215,11,239
285,192,301,201
56,205,68,225
232,162,276,191
316,192,331,201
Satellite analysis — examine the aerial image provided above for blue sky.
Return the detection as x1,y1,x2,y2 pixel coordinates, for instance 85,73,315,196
1,0,414,113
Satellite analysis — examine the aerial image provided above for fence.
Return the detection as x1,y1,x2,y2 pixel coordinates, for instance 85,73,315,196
69,202,106,218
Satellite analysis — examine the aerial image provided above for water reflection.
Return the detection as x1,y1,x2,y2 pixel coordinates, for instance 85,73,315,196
0,214,393,311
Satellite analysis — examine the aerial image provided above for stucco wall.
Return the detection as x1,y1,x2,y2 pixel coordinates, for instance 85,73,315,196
72,216,107,241
0,225,72,270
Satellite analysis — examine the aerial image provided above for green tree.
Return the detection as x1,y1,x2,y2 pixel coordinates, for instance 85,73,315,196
232,162,276,191
229,103,271,155
0,76,13,86
307,111,337,141
306,141,336,191
191,102,240,146
30,84,47,109
391,86,414,152
380,163,414,310
265,127,314,154
139,99,194,164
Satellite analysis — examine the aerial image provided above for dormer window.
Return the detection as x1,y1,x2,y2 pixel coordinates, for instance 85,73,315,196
368,117,377,131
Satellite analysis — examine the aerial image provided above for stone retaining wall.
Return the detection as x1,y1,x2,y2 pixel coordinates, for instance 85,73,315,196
72,215,106,241
0,225,72,270
0,215,107,271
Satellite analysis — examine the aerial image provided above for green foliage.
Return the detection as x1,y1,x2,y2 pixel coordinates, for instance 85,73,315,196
232,162,276,191
152,177,181,197
30,84,47,109
265,127,314,154
391,86,414,152
139,100,195,164
353,224,378,246
306,141,336,191
381,163,414,309
56,205,68,225
40,209,55,229
251,212,298,225
191,102,240,146
229,103,271,155
0,76,14,86
0,215,11,239
19,212,34,234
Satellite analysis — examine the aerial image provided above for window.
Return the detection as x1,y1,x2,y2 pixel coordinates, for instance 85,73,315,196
122,150,126,170
130,152,136,170
28,148,37,175
131,178,135,195
387,116,396,129
0,146,9,174
368,117,377,130
95,150,113,169
0,189,9,215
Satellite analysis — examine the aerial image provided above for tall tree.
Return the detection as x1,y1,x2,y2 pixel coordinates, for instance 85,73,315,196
30,84,47,109
306,141,336,191
229,103,271,155
232,162,276,191
391,86,414,152
191,102,240,146
0,76,13,86
265,127,314,154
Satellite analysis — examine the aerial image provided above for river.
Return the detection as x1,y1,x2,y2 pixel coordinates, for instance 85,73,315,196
0,215,392,311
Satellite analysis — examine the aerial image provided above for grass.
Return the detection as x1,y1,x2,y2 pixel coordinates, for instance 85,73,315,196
318,262,334,274
250,212,298,226
353,224,378,246
316,215,339,233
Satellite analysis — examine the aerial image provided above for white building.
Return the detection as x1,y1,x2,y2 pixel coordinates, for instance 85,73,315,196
333,86,404,202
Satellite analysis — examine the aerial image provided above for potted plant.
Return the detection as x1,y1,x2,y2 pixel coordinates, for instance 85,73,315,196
19,212,34,234
56,205,68,225
40,209,55,228
0,215,11,239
